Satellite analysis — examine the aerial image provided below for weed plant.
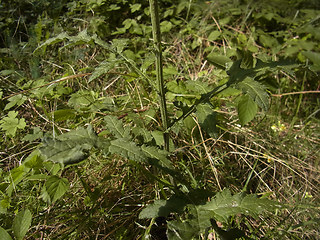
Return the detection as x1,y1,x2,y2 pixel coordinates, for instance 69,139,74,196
0,0,319,239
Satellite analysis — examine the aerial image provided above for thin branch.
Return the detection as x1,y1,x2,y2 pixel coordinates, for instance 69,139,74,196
272,90,320,97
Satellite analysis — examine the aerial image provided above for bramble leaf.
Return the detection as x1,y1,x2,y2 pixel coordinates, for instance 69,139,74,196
237,94,258,125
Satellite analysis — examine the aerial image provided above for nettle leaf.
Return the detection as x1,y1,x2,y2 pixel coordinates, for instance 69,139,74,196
12,209,32,240
39,125,98,165
199,189,281,223
104,115,131,139
236,78,269,111
0,111,26,136
109,138,146,162
237,94,258,125
45,176,70,203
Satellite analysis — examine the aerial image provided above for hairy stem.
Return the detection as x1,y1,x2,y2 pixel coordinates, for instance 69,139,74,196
149,0,169,151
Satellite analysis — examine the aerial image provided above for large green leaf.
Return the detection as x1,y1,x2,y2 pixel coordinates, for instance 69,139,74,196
199,189,281,223
12,209,32,240
0,227,13,240
109,138,146,162
237,94,258,126
161,189,281,240
45,176,70,203
39,125,98,165
237,78,269,111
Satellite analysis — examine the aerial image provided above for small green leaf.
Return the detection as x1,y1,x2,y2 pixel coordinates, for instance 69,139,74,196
13,209,32,240
206,53,232,69
160,21,173,33
139,197,187,219
0,226,13,240
23,127,43,142
130,3,141,13
0,111,26,136
208,30,221,41
45,176,70,203
237,94,258,125
4,94,27,110
52,109,76,122
196,104,217,137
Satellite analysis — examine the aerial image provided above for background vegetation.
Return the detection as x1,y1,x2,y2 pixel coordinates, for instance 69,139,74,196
0,0,319,239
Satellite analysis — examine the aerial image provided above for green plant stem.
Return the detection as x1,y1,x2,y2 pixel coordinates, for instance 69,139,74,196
149,0,169,151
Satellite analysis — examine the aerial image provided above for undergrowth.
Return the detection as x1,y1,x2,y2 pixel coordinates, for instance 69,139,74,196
0,0,319,239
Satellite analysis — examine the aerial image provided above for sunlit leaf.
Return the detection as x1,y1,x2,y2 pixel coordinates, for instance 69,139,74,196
237,94,258,125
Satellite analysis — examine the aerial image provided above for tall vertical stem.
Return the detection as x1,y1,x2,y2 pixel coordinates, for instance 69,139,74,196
149,0,169,151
